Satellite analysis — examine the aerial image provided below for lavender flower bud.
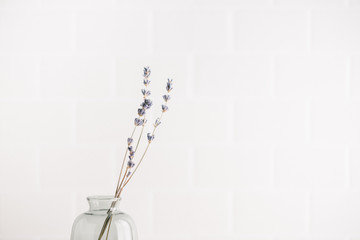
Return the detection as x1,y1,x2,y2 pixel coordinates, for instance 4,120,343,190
141,89,151,97
128,146,135,156
163,95,171,102
127,160,135,168
143,79,151,86
127,138,133,145
138,108,146,116
134,118,144,126
166,78,173,92
141,99,153,110
154,118,161,127
143,66,151,78
162,104,168,112
127,171,132,177
147,133,155,143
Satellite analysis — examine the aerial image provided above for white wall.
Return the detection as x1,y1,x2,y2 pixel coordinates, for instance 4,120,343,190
0,0,360,239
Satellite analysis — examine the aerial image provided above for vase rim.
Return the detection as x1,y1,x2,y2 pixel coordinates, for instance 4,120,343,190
87,195,121,201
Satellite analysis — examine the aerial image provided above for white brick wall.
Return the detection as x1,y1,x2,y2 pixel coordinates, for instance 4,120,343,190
0,0,359,239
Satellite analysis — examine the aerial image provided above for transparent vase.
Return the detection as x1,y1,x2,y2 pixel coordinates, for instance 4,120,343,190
71,196,138,240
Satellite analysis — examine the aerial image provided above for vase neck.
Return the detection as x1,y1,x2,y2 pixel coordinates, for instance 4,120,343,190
87,195,121,214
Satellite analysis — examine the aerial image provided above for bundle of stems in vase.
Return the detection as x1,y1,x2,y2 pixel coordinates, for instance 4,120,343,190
98,67,173,240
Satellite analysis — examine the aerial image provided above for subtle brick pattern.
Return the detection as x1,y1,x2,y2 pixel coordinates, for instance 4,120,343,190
234,99,308,143
194,55,272,97
350,55,360,97
0,0,359,239
0,56,38,98
273,55,347,97
234,191,307,235
0,193,73,237
194,144,272,189
274,145,347,189
153,192,229,236
311,191,360,235
154,10,229,53
0,147,38,193
0,102,73,144
234,9,307,53
312,10,360,53
40,55,114,98
310,100,360,144
76,10,150,54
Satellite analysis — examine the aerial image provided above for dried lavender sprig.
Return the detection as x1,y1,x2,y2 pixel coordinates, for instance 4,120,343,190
115,67,152,196
116,90,151,194
109,72,173,240
120,78,173,192
103,68,155,240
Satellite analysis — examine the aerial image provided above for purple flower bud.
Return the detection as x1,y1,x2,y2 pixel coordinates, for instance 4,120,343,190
128,146,135,157
147,133,155,143
141,89,151,97
163,95,171,102
127,138,133,145
143,79,151,86
166,78,173,92
130,150,135,157
127,160,135,168
162,105,168,112
143,66,151,78
141,99,153,110
127,171,132,177
134,118,144,126
154,118,161,127
138,108,146,116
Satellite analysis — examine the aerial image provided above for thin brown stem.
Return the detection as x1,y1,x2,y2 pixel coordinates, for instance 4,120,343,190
134,124,145,153
105,215,113,240
116,166,129,198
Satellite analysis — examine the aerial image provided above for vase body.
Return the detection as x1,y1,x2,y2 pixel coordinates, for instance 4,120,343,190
71,196,138,240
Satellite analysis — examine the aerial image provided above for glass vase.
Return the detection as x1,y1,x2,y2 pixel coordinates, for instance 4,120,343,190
71,195,138,240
